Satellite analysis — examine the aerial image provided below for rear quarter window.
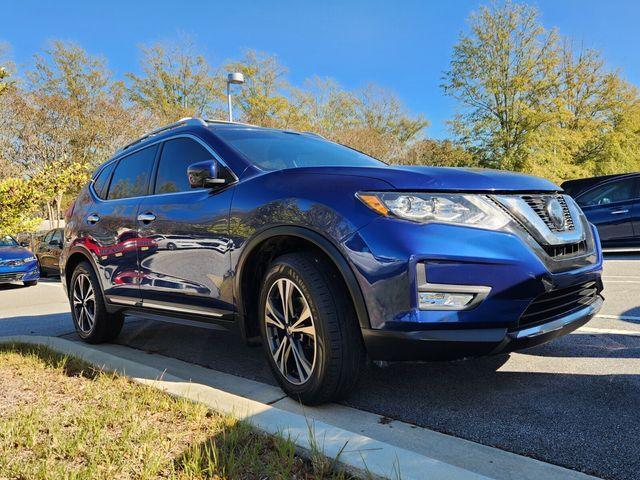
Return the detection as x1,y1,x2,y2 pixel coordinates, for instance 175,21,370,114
92,162,116,199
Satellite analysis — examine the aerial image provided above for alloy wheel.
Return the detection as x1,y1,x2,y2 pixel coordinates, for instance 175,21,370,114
73,273,96,333
264,278,317,385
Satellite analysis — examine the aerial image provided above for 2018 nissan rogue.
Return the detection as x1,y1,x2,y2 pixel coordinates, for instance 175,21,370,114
61,118,604,404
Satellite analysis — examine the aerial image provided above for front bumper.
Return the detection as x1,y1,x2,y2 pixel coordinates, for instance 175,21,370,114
362,295,603,361
0,262,40,284
343,214,603,361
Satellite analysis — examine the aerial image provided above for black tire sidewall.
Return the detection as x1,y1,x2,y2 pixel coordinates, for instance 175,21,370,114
69,261,120,343
258,258,336,401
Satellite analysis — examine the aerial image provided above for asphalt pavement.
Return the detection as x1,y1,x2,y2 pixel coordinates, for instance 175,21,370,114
2,254,639,480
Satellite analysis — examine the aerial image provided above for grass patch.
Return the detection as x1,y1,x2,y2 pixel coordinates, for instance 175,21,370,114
0,343,355,479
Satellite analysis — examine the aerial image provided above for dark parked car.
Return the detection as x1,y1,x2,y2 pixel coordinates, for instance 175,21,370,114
0,234,39,286
62,118,603,404
562,173,640,249
35,228,64,276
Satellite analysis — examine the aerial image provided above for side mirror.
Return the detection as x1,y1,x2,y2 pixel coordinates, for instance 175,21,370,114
187,160,226,189
49,240,62,248
20,241,29,247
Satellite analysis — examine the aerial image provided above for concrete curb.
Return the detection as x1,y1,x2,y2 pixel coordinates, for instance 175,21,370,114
2,335,491,480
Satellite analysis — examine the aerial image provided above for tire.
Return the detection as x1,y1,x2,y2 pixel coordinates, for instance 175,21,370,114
259,252,366,405
39,263,48,278
69,261,124,344
167,242,177,250
23,280,38,287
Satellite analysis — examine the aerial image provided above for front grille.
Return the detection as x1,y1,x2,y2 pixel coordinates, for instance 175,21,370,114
521,194,575,232
516,281,600,330
543,240,588,259
0,272,22,282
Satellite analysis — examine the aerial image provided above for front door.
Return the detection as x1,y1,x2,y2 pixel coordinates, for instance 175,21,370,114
82,144,159,305
577,177,639,246
136,136,235,318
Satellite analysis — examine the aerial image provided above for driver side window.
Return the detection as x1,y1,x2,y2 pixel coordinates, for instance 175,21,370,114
155,138,214,194
577,178,638,207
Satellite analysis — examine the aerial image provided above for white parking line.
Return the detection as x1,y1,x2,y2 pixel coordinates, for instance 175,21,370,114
596,314,640,322
578,326,640,337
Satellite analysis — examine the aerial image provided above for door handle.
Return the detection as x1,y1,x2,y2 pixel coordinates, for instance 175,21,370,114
137,212,156,223
86,214,100,224
610,209,629,215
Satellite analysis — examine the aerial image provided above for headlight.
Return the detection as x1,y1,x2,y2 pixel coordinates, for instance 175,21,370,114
356,192,511,230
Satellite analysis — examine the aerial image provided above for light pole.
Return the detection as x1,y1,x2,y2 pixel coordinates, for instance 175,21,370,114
226,72,244,122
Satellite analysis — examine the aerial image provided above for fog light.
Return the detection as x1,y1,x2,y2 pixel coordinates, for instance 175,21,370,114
419,292,475,310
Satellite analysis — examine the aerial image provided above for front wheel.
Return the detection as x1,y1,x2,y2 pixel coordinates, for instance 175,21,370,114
70,261,124,343
259,253,365,405
23,280,38,287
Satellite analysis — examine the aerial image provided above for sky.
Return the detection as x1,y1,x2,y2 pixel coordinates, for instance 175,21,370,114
2,0,640,139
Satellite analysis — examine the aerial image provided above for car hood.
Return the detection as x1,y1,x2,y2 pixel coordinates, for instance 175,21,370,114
289,165,559,192
0,246,33,260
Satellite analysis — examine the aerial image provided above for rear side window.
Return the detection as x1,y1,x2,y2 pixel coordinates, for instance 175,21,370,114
155,138,213,194
51,229,63,243
577,178,638,207
92,162,116,199
43,230,54,243
107,145,158,200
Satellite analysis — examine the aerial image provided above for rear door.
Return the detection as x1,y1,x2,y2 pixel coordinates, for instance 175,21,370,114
576,176,639,246
136,135,236,318
45,229,63,272
36,230,54,269
82,144,159,306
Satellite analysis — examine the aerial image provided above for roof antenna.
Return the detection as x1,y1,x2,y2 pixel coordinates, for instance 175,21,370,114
226,72,244,122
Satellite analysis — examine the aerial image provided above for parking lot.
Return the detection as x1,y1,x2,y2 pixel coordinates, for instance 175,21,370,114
1,254,639,480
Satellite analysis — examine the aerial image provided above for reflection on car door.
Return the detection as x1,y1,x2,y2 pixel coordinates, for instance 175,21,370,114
37,230,54,270
80,144,159,305
136,136,235,318
576,176,639,247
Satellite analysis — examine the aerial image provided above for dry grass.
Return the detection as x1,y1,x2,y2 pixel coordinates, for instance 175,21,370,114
0,343,355,480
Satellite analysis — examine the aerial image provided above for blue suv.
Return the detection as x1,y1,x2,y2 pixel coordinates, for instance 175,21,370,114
62,118,604,404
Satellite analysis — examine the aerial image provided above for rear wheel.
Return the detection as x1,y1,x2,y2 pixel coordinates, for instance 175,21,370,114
70,261,123,343
259,253,365,405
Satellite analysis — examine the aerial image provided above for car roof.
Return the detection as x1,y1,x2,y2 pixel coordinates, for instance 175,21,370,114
561,172,640,197
93,120,320,177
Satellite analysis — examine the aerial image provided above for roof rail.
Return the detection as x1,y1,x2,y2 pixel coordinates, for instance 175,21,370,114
118,117,208,153
204,118,258,128
303,131,326,139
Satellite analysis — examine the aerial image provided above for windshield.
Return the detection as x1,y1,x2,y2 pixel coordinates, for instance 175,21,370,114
0,235,18,247
214,128,385,171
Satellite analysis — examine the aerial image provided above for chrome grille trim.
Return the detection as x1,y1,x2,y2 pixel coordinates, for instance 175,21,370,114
521,194,575,232
491,194,586,246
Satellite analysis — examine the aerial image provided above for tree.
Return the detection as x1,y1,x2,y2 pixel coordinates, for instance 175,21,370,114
126,39,223,123
293,78,428,160
0,178,41,235
398,139,477,167
3,41,148,177
224,50,302,128
442,1,559,170
31,160,90,228
443,1,640,182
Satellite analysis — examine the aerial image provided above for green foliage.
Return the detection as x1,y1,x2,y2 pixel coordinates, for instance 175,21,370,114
398,139,478,167
127,39,223,123
0,66,8,97
443,1,640,183
0,177,41,235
